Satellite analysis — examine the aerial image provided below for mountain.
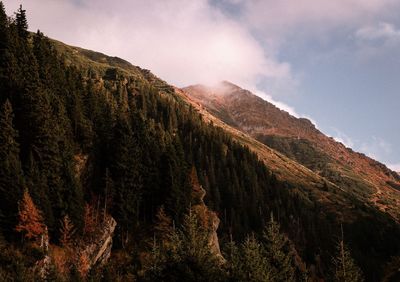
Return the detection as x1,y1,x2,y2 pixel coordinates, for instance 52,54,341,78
1,3,400,281
184,81,400,222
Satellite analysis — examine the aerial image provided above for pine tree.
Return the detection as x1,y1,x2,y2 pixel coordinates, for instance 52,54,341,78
144,208,223,281
0,100,23,235
174,209,222,280
15,5,28,39
111,115,143,234
25,152,54,229
263,214,295,282
15,189,46,242
332,231,364,282
241,235,272,282
0,1,12,100
0,1,8,49
21,88,66,228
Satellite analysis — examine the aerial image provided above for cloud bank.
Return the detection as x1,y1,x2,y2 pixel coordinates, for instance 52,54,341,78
356,22,400,41
6,0,292,89
232,0,398,37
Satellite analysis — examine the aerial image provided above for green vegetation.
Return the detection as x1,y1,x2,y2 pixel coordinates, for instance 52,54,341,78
0,3,399,281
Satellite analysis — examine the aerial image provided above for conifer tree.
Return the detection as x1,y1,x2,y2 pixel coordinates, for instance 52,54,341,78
25,152,54,229
15,5,28,39
144,209,223,281
263,214,295,281
0,100,23,235
173,209,222,280
241,235,272,282
111,114,143,234
22,88,66,227
0,1,12,100
15,189,46,242
0,1,8,49
332,234,364,282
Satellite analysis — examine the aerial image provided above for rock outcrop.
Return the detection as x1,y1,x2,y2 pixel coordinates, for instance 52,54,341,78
36,215,117,279
81,216,117,267
190,168,224,261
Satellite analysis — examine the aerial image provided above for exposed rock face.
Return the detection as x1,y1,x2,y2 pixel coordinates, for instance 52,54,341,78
81,216,117,267
193,203,223,260
36,216,117,279
190,168,224,261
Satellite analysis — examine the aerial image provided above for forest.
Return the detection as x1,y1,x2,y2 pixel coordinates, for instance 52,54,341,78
0,3,399,281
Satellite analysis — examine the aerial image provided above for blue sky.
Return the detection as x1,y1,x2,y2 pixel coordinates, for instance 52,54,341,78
6,0,400,170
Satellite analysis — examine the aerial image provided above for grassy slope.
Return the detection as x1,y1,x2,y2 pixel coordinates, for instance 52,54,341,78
183,83,400,222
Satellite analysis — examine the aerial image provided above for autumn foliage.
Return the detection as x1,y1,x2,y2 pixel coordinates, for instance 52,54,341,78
15,189,46,242
60,215,75,248
83,203,97,237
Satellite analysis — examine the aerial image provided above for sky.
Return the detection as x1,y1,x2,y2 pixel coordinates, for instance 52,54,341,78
5,0,400,170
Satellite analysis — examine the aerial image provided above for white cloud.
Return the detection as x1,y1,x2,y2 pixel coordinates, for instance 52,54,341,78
236,0,398,37
355,22,400,41
354,22,400,60
5,0,292,89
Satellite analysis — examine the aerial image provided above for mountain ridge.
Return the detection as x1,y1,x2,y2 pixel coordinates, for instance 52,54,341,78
183,81,400,222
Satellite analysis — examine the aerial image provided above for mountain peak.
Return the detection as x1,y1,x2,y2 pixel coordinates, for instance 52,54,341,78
183,81,400,222
186,81,251,97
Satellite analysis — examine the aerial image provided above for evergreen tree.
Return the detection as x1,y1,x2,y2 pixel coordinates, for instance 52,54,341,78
0,100,23,235
25,152,54,229
263,214,296,281
15,5,28,39
21,87,70,230
240,235,272,282
331,235,364,282
144,209,224,282
110,114,143,238
0,1,8,50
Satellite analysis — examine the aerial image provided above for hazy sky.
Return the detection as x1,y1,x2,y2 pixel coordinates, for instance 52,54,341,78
6,0,400,170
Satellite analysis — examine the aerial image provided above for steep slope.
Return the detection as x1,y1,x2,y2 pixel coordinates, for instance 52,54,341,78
1,4,399,280
44,41,398,277
183,81,400,221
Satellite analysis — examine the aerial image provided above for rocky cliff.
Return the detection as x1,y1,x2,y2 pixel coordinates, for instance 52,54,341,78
80,216,117,268
190,169,224,261
37,216,117,279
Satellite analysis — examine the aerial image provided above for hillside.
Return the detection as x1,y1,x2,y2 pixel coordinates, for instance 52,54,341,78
0,3,399,281
184,82,400,222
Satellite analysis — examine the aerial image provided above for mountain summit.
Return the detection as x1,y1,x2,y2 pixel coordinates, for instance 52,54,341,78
184,82,400,221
